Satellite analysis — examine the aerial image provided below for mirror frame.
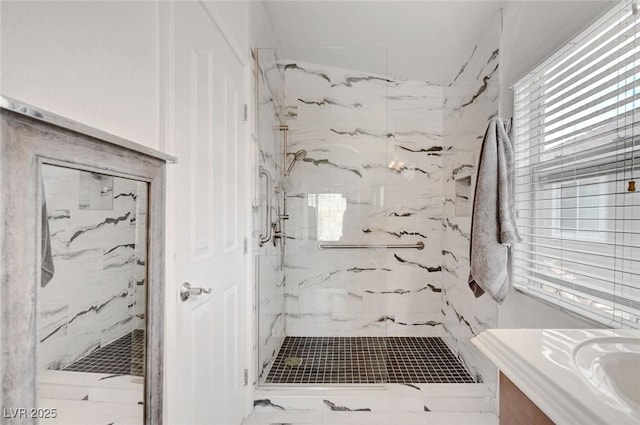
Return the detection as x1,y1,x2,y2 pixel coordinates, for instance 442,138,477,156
0,98,174,424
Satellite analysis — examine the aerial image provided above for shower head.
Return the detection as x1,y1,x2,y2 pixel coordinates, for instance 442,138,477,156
286,149,307,175
293,149,307,161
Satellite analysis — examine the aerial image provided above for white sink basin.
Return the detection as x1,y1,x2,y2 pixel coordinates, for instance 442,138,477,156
573,337,640,413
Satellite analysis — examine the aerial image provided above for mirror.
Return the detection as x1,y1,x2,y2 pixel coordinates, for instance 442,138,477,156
0,97,172,425
38,164,148,421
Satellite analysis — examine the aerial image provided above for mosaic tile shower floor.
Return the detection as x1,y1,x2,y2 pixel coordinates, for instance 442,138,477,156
265,336,475,384
62,330,144,376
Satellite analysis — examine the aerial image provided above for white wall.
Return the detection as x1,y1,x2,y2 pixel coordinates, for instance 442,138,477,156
203,1,248,61
0,1,160,149
500,288,606,329
497,1,614,330
499,0,613,117
250,1,280,51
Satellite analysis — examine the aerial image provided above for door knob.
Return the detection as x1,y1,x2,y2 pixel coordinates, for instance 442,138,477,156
180,282,212,302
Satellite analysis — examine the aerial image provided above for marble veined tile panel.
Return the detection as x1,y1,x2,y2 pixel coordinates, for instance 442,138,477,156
281,59,444,338
442,11,501,391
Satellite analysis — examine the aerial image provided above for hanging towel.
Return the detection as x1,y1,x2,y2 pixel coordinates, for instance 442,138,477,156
41,179,55,287
468,117,521,303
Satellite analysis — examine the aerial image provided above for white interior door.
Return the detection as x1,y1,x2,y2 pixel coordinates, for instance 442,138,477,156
172,2,246,424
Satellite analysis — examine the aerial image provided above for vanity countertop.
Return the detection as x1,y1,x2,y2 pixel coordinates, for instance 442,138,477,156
472,329,640,425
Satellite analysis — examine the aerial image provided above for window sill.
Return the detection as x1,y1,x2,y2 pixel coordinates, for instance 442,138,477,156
510,285,615,329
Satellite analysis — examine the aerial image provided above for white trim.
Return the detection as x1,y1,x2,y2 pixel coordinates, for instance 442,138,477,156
158,2,177,424
242,58,254,419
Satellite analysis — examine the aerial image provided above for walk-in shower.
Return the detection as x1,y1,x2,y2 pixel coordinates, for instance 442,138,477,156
254,46,486,386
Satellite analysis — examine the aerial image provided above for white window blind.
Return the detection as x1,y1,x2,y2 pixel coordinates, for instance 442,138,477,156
513,0,640,328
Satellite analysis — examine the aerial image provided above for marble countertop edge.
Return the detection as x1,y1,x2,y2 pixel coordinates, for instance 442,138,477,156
471,330,635,425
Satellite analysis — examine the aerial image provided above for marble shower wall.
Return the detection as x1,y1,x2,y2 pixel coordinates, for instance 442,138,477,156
281,59,445,337
255,48,286,381
39,165,147,371
441,12,501,389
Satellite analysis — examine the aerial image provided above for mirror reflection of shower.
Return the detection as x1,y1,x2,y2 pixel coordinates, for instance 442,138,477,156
285,149,307,176
39,164,147,397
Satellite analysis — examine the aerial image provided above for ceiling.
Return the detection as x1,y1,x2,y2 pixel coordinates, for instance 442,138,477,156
261,1,613,86
262,1,505,85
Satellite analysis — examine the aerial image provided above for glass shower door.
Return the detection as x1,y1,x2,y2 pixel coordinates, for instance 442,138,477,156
257,47,392,385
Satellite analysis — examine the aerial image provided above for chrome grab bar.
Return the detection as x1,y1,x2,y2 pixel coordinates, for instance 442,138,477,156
259,166,273,246
318,241,424,250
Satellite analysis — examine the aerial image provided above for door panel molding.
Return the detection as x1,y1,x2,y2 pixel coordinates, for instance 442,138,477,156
223,71,240,252
188,45,215,260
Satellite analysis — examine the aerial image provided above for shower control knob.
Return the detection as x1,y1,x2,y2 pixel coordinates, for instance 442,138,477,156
273,231,286,245
179,282,212,302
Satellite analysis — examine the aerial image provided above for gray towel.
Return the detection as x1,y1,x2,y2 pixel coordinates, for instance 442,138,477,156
468,117,521,303
41,179,55,287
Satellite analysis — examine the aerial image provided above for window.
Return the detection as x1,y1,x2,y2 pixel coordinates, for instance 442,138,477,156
513,0,640,328
307,193,347,241
550,177,610,243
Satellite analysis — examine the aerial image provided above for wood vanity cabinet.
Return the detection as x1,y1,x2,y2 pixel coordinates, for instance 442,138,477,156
500,373,555,425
